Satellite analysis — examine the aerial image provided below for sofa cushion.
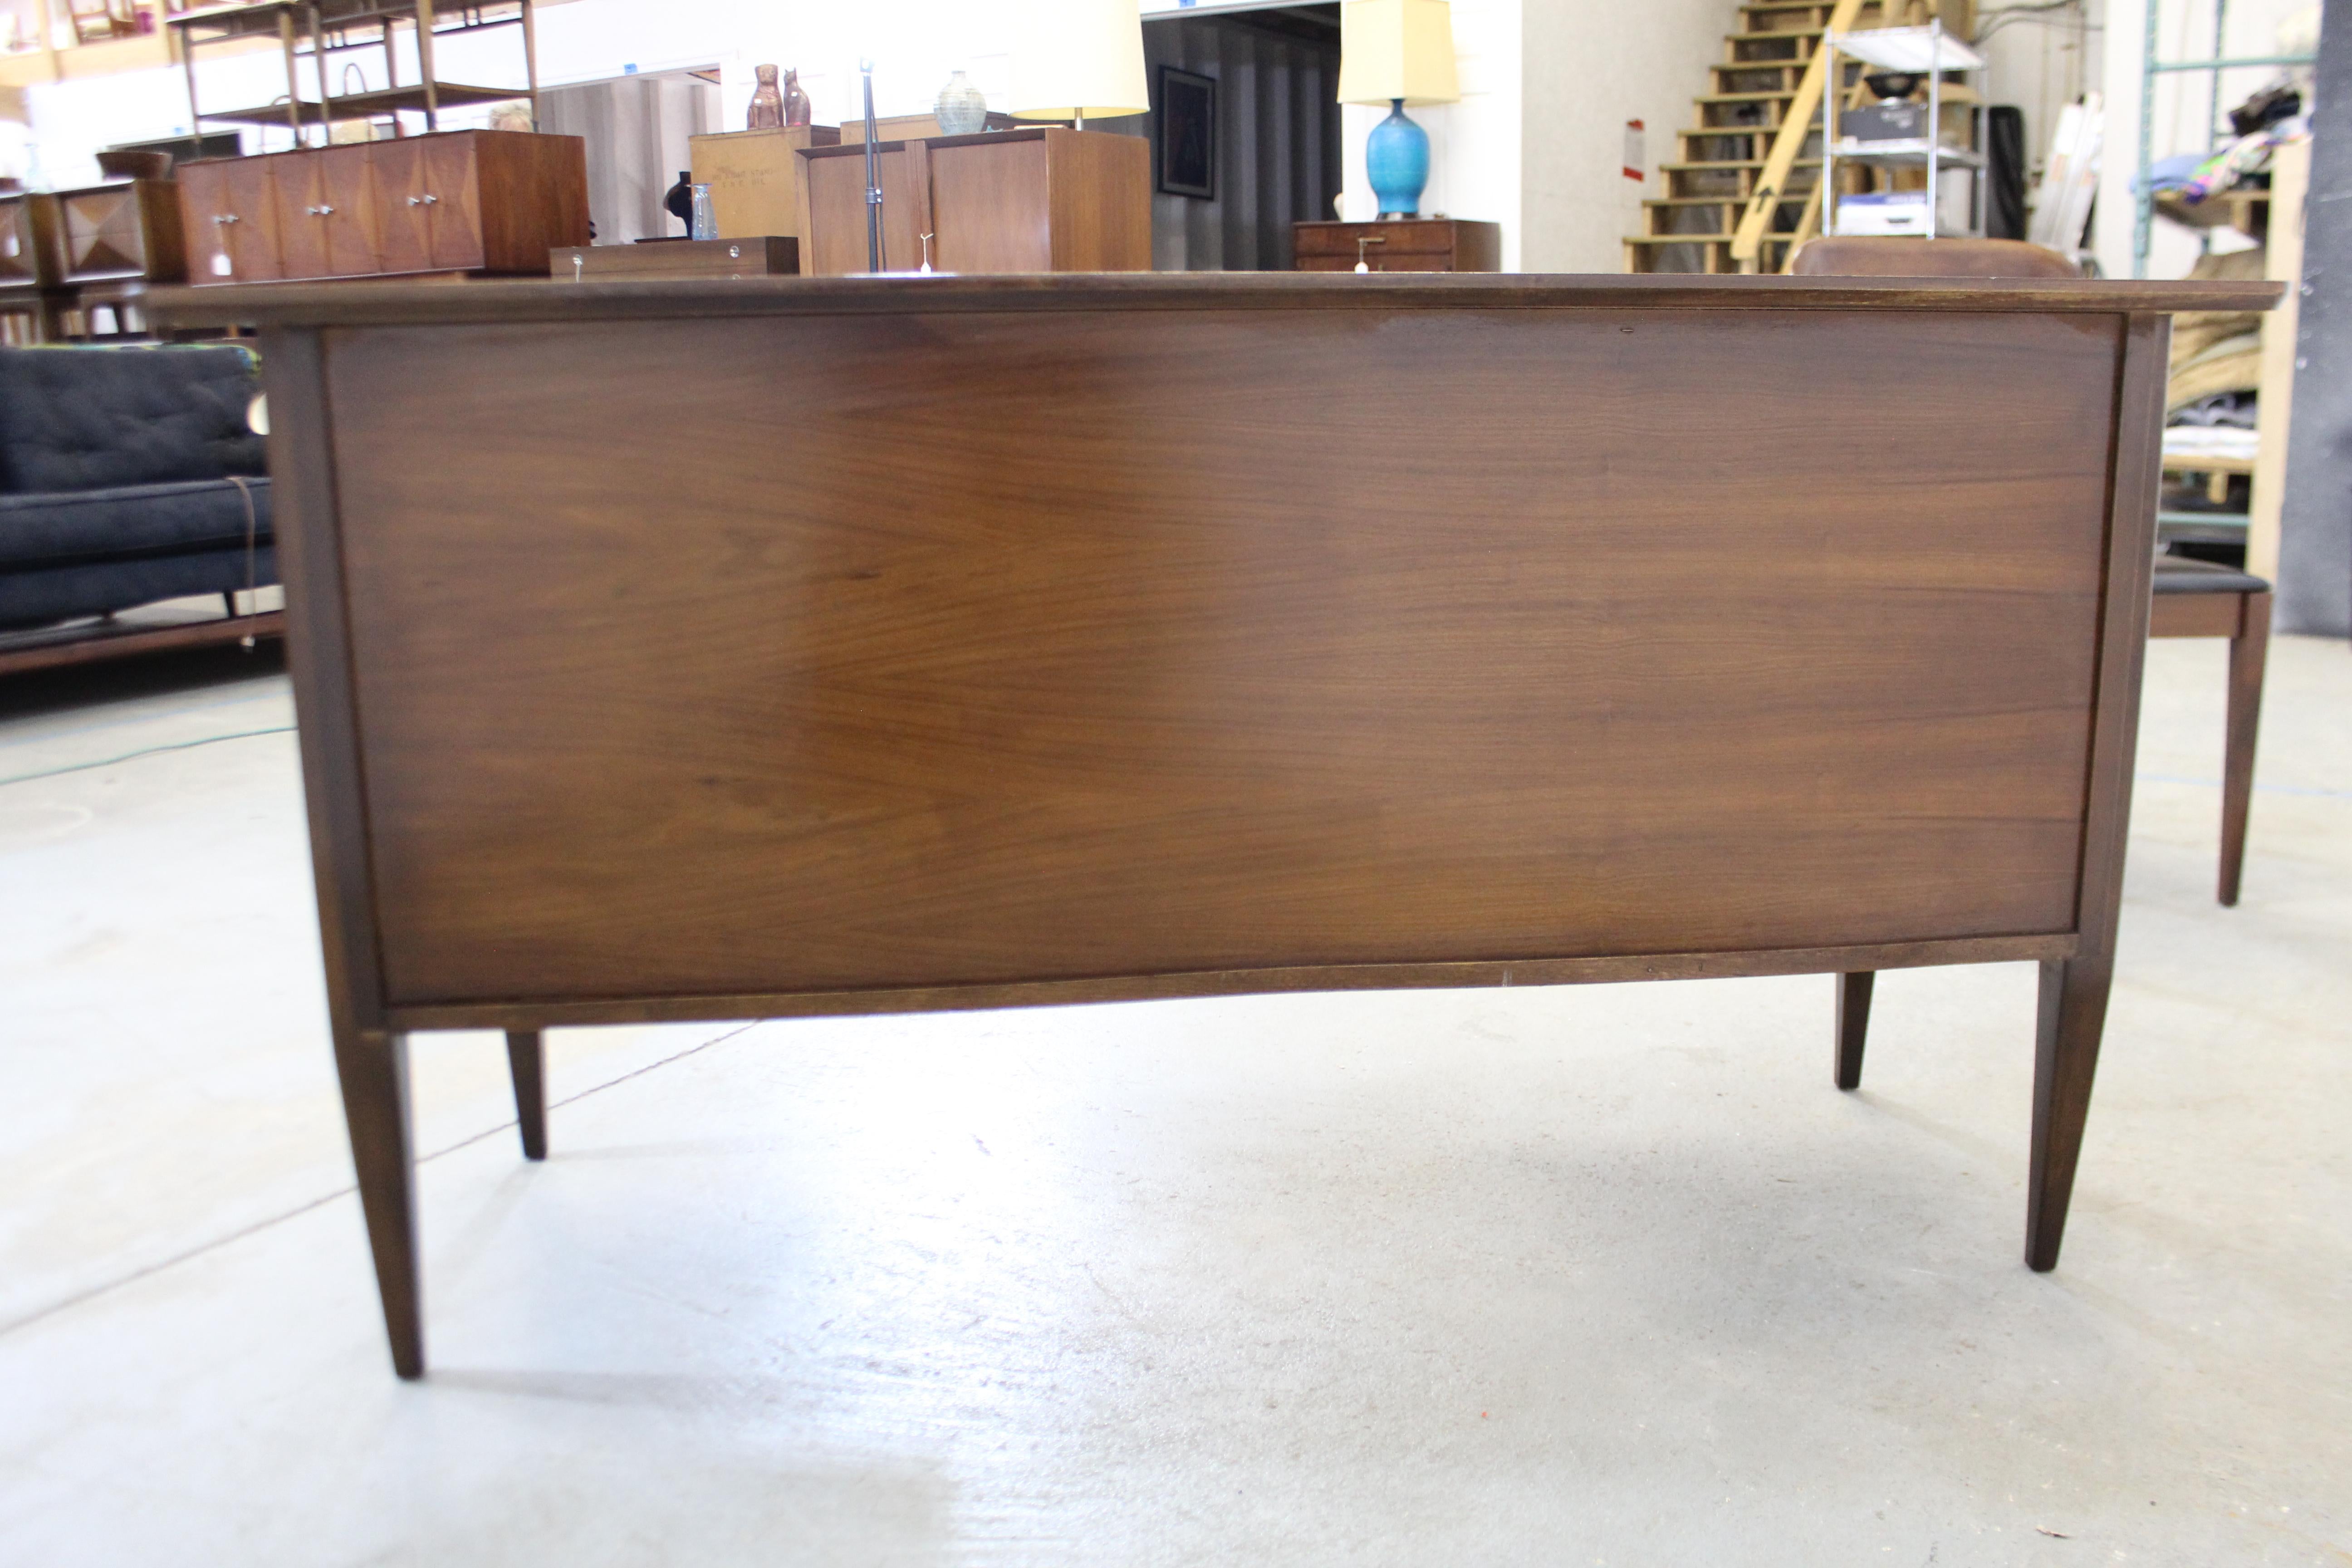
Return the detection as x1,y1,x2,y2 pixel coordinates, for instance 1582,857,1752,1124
0,475,271,570
0,544,279,630
0,346,265,495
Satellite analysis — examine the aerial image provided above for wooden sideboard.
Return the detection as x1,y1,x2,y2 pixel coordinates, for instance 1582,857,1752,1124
176,131,588,284
796,127,1149,275
153,270,2279,1379
1295,218,1502,273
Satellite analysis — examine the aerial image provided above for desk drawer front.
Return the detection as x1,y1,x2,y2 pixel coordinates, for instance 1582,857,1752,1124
320,307,2117,1007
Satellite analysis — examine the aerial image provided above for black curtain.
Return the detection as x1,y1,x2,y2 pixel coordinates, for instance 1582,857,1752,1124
1118,10,1344,272
1986,105,2026,241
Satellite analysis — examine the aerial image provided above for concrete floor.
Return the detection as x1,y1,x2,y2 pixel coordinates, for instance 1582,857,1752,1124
1,631,2347,1567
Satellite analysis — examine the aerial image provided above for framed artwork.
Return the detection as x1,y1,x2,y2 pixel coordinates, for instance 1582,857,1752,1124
1158,67,1216,200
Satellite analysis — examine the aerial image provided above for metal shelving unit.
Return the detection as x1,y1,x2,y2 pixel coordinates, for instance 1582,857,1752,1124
170,0,539,147
1821,22,1987,242
2131,0,2313,277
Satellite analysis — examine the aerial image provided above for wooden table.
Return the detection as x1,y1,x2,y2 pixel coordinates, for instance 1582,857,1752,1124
154,270,2279,1378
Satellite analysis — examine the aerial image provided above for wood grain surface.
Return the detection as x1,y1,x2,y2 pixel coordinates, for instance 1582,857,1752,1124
314,304,2125,1008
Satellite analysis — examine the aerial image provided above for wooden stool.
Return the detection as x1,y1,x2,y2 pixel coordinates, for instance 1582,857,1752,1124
2149,555,2271,906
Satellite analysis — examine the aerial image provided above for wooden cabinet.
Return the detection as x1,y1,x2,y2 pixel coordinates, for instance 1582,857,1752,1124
178,132,588,285
274,144,382,279
179,157,285,283
0,194,61,289
54,180,186,284
1294,219,1502,273
796,127,1148,277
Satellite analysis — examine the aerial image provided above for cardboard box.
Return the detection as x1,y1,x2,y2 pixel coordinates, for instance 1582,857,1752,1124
688,124,840,241
1832,192,1930,237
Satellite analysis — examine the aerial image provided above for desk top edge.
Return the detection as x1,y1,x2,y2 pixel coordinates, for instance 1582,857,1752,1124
150,271,2283,329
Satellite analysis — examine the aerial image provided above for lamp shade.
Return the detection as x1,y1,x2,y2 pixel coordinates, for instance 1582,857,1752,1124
1011,0,1150,121
1336,0,1460,107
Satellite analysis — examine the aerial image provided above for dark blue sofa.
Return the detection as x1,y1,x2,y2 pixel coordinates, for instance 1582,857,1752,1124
0,345,276,632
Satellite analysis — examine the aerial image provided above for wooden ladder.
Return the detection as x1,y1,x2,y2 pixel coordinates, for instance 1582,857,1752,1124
1624,0,1951,275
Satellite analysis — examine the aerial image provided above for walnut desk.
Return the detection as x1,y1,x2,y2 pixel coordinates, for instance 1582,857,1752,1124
155,271,2281,1378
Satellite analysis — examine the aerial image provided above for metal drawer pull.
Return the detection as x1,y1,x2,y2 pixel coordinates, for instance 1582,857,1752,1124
308,205,336,216
407,193,439,206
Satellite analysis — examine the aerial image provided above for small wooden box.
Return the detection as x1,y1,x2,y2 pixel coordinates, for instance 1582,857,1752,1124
688,125,840,242
1293,218,1502,274
549,237,798,280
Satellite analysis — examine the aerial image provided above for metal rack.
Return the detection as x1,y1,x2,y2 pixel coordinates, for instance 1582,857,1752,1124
1820,22,1987,242
170,0,539,147
2131,0,2315,277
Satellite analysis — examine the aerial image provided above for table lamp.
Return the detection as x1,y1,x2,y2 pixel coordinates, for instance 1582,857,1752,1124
1337,0,1460,218
1012,0,1149,131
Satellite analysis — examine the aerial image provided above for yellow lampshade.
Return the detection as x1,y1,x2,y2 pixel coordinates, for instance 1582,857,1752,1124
1336,0,1460,107
1011,0,1150,122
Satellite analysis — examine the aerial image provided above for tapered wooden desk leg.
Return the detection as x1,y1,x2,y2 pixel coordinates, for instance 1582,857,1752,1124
2219,592,2270,907
2026,957,2115,1271
1834,972,1874,1090
506,1029,548,1161
332,1026,424,1378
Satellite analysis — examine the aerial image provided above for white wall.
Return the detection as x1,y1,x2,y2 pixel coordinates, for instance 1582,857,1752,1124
1518,0,1726,274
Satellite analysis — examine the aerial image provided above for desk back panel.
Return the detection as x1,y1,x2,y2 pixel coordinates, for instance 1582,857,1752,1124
318,306,2122,1007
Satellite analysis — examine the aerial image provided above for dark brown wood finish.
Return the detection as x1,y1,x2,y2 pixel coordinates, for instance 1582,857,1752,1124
549,236,799,280
180,274,2272,1376
0,609,284,678
2218,593,2271,907
2024,311,2169,1273
1834,971,1874,1090
1295,218,1503,273
505,1029,547,1160
155,271,2281,329
261,328,416,1375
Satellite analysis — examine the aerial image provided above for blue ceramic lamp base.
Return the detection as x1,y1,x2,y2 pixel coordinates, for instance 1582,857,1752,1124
1366,98,1430,218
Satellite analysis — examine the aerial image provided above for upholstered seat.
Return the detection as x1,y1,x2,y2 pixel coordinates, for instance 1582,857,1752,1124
0,345,276,633
2152,553,2269,597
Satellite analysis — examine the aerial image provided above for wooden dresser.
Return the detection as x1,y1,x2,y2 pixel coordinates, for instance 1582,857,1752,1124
152,269,2278,1379
1294,218,1502,273
176,131,588,285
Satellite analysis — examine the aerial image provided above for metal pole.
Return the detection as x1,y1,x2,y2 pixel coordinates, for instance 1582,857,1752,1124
862,59,885,273
2134,0,2159,276
2210,0,2227,150
1821,32,1836,245
1927,20,1941,241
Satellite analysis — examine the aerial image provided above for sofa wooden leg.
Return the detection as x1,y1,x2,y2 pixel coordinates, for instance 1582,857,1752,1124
2026,957,2114,1272
333,1026,424,1378
506,1029,548,1161
2219,591,2270,907
1834,971,1874,1091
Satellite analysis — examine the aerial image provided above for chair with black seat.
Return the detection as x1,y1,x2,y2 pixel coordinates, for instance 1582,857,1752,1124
1791,235,2274,1091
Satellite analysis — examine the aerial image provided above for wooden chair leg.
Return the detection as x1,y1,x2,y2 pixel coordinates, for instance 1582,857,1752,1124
506,1029,548,1161
331,1025,424,1378
2219,591,2270,907
1834,971,1874,1090
2026,956,2114,1271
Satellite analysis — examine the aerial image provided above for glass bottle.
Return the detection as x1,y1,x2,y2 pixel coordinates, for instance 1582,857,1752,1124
690,183,717,241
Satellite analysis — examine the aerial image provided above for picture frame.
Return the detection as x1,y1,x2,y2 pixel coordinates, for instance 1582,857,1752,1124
1158,67,1216,201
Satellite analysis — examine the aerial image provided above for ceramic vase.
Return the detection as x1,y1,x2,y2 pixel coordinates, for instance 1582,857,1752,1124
1365,99,1430,218
935,70,988,135
748,64,785,129
663,171,694,235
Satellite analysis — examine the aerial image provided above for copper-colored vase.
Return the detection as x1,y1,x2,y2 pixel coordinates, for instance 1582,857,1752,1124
783,69,811,128
747,64,785,130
